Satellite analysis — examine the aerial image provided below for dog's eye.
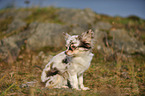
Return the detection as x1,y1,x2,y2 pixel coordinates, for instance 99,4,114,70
72,46,75,48
72,46,77,49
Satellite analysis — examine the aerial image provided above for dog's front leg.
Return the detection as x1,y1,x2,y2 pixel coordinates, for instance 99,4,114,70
69,74,80,90
78,73,90,90
41,68,50,82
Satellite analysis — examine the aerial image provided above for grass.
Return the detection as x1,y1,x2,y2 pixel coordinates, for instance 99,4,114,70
0,16,13,32
0,16,13,39
24,7,64,24
0,48,144,96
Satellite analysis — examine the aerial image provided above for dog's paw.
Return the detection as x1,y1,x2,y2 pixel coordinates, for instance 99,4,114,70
62,86,69,88
81,87,90,90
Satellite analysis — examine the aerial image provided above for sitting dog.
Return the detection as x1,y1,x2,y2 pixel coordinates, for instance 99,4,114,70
41,29,94,90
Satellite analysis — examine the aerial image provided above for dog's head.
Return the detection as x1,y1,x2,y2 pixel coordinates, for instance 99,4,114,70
63,29,94,56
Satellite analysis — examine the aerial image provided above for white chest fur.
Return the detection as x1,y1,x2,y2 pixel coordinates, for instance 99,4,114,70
69,52,94,75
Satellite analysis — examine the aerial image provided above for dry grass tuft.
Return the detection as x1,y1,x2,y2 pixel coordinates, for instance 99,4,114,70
0,48,144,96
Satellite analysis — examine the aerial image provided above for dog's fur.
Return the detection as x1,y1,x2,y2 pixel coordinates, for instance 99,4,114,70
41,29,94,90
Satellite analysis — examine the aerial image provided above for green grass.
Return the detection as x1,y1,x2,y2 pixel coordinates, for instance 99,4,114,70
0,49,144,95
24,7,64,24
0,16,13,32
0,16,13,39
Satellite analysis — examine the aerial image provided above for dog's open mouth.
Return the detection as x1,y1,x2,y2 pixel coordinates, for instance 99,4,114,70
65,43,91,56
68,41,91,50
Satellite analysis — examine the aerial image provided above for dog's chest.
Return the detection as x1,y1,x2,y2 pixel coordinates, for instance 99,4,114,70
70,53,94,74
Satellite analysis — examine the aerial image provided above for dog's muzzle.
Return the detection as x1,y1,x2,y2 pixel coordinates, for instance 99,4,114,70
65,50,73,56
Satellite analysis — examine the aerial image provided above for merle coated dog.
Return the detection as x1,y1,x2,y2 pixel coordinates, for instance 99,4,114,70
41,29,94,90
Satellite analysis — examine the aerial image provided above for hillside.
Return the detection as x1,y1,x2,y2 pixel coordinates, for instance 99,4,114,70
0,7,145,96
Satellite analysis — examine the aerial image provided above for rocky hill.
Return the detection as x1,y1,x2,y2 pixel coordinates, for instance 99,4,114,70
0,7,145,63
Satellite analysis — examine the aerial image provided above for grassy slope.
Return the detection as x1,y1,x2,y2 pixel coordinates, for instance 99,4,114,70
0,7,145,96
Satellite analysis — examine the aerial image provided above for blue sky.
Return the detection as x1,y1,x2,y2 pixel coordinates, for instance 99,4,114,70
0,0,145,19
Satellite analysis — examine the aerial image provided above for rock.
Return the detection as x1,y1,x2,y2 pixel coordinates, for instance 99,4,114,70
93,28,145,55
0,22,37,62
0,10,31,34
57,8,96,25
6,18,26,33
92,22,113,54
0,36,22,63
26,23,69,50
20,80,38,88
93,28,113,55
70,26,87,35
6,11,31,34
93,21,112,30
93,29,107,50
0,7,145,63
110,29,145,54
0,34,27,63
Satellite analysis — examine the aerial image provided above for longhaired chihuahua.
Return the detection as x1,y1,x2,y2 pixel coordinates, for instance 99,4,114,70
41,29,94,90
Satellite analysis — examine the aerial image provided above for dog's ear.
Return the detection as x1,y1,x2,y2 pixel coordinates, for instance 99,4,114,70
81,29,94,43
63,32,70,40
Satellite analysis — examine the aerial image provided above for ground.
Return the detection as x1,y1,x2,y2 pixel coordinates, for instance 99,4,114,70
0,49,145,96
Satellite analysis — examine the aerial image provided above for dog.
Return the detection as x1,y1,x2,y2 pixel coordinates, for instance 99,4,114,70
41,29,94,90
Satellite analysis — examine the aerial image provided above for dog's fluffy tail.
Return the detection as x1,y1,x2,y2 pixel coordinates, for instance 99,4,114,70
41,61,53,82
